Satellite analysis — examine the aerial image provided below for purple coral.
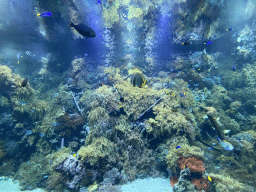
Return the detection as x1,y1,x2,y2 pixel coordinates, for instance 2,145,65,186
56,155,85,189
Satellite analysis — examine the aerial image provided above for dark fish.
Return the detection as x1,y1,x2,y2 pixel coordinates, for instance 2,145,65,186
176,146,180,149
132,73,146,88
204,41,212,45
179,92,186,98
119,97,124,102
232,65,236,71
109,107,126,117
69,22,96,38
221,91,227,93
98,0,102,4
21,78,28,87
226,27,233,31
37,11,52,17
182,42,190,45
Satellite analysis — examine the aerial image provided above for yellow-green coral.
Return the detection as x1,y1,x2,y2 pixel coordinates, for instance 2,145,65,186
78,137,115,166
166,143,204,172
209,173,248,192
102,0,121,28
88,107,109,125
128,5,143,19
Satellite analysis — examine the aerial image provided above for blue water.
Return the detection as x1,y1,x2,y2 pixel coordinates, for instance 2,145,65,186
0,0,256,191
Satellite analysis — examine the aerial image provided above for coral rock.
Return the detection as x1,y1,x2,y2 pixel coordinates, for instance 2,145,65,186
177,156,205,174
56,155,85,189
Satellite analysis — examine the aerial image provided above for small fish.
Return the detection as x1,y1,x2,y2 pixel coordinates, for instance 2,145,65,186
97,0,102,4
179,92,186,98
37,11,52,17
132,73,146,88
69,22,96,38
21,78,28,87
207,176,212,182
119,97,124,102
221,91,227,93
207,147,213,151
182,42,190,45
218,137,234,151
176,146,180,149
73,154,76,157
52,122,60,127
16,53,23,64
84,53,88,56
39,133,45,137
232,65,236,71
226,27,233,31
204,41,212,45
24,129,32,135
25,51,36,57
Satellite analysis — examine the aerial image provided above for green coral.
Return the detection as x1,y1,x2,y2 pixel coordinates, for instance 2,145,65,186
14,153,53,190
78,137,115,166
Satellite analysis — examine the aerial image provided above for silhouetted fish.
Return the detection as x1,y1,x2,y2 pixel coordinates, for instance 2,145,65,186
69,22,96,38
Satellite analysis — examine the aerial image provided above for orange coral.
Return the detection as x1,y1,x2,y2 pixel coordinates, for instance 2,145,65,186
177,156,205,174
191,177,209,191
177,156,209,191
170,176,179,187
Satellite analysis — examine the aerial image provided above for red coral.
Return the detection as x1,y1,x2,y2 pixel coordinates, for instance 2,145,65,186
177,156,205,174
56,113,85,136
191,177,209,191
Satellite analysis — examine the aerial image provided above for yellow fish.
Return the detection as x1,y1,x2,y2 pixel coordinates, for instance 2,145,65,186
208,176,212,182
73,154,76,157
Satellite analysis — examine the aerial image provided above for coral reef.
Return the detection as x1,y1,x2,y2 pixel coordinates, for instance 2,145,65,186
55,112,85,137
14,153,52,190
167,142,204,172
78,137,115,166
0,140,6,161
56,155,85,189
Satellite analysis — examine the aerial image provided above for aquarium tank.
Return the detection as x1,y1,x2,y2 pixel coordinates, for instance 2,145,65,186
0,0,256,191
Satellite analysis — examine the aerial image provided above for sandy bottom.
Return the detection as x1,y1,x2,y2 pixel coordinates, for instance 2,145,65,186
121,177,173,192
0,177,173,192
0,177,44,192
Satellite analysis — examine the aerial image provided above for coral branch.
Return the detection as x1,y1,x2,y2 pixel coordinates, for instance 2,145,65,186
71,91,83,116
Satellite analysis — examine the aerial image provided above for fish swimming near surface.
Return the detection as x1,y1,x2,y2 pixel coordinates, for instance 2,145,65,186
218,137,234,151
25,51,36,57
16,53,22,64
37,11,52,17
69,22,96,38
